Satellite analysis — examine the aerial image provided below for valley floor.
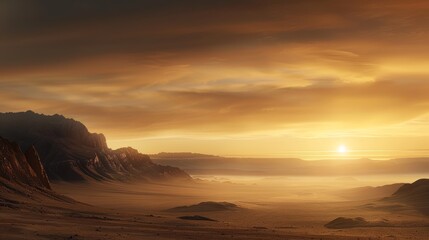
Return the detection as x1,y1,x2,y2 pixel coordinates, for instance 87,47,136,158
1,178,429,240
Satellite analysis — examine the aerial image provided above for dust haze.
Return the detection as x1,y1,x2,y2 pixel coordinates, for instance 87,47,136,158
2,1,429,239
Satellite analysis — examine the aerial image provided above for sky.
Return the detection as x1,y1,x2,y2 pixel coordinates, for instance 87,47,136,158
1,0,429,159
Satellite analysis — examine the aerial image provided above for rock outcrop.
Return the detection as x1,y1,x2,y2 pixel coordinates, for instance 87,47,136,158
24,146,51,189
0,111,191,182
178,215,217,221
324,217,391,229
167,201,240,212
0,137,51,189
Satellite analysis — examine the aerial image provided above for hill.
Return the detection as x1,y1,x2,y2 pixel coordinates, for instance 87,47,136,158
334,183,404,200
386,179,429,215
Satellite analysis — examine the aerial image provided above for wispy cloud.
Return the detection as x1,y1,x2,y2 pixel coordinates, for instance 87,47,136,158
1,1,429,157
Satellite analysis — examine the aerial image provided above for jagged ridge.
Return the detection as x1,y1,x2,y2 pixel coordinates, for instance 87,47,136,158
0,111,191,182
0,137,51,189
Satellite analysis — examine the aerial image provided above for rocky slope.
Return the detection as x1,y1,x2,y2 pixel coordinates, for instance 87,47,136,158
0,137,51,189
0,111,191,182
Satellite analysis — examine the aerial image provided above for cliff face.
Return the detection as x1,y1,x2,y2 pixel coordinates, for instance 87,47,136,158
0,137,51,189
0,111,191,182
24,146,51,189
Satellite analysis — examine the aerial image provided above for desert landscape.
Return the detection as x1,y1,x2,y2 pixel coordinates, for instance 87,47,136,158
2,1,429,239
1,112,428,239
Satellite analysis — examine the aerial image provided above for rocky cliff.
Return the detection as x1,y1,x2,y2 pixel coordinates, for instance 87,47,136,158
0,137,51,189
24,146,51,189
0,111,191,182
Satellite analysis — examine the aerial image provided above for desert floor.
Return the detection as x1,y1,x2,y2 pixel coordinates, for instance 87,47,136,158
1,176,428,240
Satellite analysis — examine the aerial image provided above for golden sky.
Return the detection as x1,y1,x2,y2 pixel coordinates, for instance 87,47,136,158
1,1,429,159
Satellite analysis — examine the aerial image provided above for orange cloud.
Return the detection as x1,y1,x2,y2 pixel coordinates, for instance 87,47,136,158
1,1,429,157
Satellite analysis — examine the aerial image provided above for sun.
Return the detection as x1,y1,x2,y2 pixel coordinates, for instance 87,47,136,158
337,144,347,154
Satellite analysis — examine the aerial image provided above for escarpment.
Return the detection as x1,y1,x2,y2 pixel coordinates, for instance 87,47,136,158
0,111,191,182
0,137,51,189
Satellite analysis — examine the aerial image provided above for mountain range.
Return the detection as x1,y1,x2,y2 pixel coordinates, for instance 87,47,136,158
151,152,429,176
0,111,191,182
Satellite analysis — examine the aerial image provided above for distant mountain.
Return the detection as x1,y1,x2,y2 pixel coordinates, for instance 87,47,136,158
152,152,429,176
0,111,191,182
151,152,304,175
386,179,429,215
153,152,219,159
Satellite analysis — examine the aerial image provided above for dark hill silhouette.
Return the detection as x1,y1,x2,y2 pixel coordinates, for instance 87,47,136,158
167,201,240,212
0,111,191,182
324,217,391,229
178,215,216,221
386,179,429,215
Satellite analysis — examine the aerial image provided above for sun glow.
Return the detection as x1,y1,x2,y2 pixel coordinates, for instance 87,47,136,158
337,144,347,154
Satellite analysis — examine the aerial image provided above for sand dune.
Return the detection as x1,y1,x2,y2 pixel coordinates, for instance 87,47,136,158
385,178,429,215
334,183,404,200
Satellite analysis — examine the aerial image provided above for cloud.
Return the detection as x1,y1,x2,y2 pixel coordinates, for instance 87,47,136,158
1,0,429,75
1,77,429,140
1,0,429,151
